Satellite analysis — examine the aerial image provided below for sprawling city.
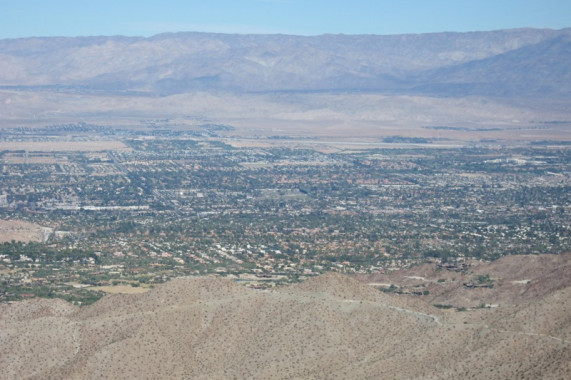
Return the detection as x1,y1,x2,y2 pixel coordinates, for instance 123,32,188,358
1,123,568,304
1,16,571,377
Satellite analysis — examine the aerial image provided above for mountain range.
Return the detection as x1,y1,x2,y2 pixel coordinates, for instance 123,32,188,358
1,28,570,97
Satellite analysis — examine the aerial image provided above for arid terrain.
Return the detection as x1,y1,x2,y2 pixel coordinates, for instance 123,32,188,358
0,220,51,243
359,253,571,308
1,28,570,379
1,28,570,143
1,254,569,379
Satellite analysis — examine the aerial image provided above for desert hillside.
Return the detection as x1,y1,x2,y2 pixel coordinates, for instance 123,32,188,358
1,255,569,379
360,253,571,307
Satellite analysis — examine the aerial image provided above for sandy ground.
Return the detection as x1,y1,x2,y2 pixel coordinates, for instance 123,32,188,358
0,219,50,243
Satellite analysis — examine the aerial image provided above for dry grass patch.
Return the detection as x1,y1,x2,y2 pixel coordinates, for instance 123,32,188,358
0,219,50,243
90,285,151,294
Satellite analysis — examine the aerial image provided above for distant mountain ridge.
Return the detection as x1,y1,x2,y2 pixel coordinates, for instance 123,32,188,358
0,28,569,97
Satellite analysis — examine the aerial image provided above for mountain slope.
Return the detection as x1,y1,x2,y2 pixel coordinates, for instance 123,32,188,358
415,34,571,96
361,253,571,308
0,28,569,96
1,264,569,379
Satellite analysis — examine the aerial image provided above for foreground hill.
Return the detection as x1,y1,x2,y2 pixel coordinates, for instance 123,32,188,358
1,256,570,379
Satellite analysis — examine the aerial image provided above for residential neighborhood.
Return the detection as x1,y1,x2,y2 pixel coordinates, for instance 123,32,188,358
1,123,569,303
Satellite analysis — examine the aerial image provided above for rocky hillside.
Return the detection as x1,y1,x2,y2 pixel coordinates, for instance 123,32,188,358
1,256,569,379
360,253,571,307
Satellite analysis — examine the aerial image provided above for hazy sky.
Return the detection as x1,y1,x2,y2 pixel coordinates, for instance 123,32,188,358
1,0,569,38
